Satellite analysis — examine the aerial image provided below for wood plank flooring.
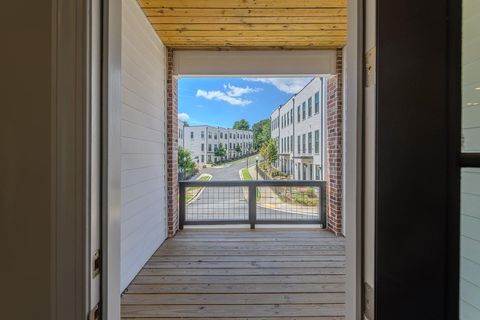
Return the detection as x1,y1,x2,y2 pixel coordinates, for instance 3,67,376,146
121,228,346,319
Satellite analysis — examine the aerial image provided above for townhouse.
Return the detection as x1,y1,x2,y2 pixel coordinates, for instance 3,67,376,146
179,123,254,166
270,77,326,180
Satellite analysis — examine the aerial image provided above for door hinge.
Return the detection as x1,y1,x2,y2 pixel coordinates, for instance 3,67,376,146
93,249,101,278
88,302,101,320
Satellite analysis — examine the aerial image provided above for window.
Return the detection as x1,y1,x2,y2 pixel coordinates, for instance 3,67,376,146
314,130,320,154
208,132,212,139
315,165,321,180
208,155,211,162
201,131,204,139
208,144,212,152
291,135,294,152
314,92,320,114
201,143,204,151
220,132,223,139
190,132,194,139
308,132,312,153
229,143,232,149
214,144,217,151
201,155,204,162
229,133,232,138
308,97,312,117
302,102,306,120
286,136,289,152
297,135,301,153
302,134,306,154
291,109,294,123
214,133,217,140
297,106,301,122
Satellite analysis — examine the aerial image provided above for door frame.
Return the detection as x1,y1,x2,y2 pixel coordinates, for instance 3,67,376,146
101,0,122,318
53,0,364,318
51,0,122,318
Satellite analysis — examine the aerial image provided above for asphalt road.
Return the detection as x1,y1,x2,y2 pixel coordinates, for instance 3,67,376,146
202,155,258,181
186,155,320,224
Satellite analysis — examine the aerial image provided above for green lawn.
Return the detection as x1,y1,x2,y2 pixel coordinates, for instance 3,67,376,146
186,174,211,203
241,167,253,180
240,167,260,200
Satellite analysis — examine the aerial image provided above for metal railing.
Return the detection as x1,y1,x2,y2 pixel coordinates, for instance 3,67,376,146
179,180,326,229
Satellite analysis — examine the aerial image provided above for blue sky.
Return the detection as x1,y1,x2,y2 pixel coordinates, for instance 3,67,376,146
178,77,313,128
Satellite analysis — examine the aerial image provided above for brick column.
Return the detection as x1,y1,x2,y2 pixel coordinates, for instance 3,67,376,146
326,49,344,235
166,48,179,237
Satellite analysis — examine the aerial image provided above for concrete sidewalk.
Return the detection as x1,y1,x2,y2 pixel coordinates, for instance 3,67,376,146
247,166,318,215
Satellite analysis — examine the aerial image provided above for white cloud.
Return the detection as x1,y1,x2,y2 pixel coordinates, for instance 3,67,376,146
178,112,190,120
223,83,262,97
242,78,312,94
196,89,252,106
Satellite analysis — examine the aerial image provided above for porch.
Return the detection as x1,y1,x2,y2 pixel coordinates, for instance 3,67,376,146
121,228,345,319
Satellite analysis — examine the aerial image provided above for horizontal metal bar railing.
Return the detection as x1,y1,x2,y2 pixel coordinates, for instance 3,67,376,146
179,180,326,229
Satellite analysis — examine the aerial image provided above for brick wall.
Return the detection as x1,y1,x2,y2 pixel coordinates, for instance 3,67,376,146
326,49,344,235
166,48,179,237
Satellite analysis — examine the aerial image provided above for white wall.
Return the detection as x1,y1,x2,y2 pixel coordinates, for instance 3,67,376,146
121,0,167,291
174,50,337,77
460,1,480,318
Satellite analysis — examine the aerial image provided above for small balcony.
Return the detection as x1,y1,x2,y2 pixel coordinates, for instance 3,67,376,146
121,180,345,319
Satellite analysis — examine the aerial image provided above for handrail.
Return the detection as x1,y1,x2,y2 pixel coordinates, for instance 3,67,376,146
180,180,323,187
179,180,326,229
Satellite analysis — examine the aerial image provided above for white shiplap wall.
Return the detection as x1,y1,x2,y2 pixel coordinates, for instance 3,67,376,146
121,0,167,291
461,0,480,318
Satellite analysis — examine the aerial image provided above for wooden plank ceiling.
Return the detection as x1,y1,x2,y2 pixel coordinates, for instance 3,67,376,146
137,0,347,49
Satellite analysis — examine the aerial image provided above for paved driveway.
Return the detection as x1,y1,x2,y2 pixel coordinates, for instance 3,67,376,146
201,155,257,181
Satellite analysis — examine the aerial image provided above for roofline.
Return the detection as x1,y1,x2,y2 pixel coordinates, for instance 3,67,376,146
182,124,252,132
269,76,322,117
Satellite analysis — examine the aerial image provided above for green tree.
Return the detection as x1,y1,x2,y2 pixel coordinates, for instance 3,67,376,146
178,147,197,176
233,119,250,130
214,143,227,159
260,138,278,166
235,145,242,153
252,119,271,150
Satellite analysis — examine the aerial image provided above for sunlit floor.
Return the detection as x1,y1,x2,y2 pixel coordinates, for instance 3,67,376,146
121,228,345,319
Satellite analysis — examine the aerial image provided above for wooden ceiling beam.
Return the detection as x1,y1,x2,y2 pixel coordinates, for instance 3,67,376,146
161,36,347,43
139,0,347,9
153,24,347,31
157,30,347,37
148,16,346,24
143,8,347,17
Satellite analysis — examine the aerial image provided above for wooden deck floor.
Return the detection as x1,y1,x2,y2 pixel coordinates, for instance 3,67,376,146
121,228,346,319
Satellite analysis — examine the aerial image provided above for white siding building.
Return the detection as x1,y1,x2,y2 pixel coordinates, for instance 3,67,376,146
178,120,184,149
270,77,326,180
180,125,253,166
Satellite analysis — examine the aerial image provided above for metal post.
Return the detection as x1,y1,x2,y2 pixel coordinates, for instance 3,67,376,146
256,159,259,180
179,182,186,229
319,181,327,228
248,184,257,229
